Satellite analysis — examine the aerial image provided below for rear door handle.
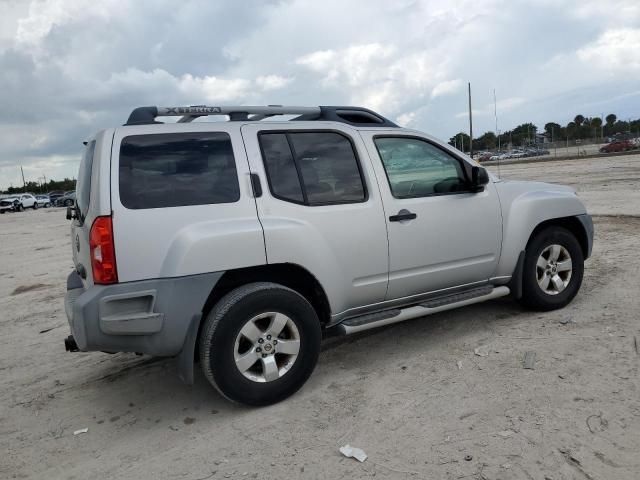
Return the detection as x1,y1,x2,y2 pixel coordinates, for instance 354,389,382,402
389,209,417,222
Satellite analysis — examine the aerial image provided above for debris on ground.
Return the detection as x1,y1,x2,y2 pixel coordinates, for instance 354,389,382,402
339,445,367,463
586,412,608,433
634,336,638,356
559,317,575,325
464,455,473,461
73,428,88,435
39,327,55,334
523,351,536,369
474,346,489,357
457,360,463,370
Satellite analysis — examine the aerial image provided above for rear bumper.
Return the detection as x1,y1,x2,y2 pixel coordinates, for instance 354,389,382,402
64,270,223,356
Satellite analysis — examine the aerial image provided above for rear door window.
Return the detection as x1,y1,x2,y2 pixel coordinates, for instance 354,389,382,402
258,131,366,205
119,132,240,209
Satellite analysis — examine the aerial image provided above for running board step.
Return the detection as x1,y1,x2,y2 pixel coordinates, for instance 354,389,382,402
337,286,510,335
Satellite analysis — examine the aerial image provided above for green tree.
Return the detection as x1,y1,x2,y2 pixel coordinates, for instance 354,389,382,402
473,131,497,151
544,122,562,141
574,114,585,127
448,132,471,151
605,114,617,126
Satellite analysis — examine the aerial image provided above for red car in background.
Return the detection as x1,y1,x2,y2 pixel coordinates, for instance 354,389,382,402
600,140,633,153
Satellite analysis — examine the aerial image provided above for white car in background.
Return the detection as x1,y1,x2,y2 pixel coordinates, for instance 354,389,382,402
4,194,38,211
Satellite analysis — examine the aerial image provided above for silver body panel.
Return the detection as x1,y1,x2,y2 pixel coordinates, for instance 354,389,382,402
65,115,593,370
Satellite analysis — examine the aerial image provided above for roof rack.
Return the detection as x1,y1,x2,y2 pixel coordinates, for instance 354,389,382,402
124,105,398,128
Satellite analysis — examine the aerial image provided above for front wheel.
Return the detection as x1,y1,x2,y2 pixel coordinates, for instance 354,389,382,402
33,202,38,210
199,282,321,406
519,226,584,311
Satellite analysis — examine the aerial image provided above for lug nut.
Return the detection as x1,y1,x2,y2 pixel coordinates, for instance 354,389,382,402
256,347,261,352
273,339,278,344
258,338,264,344
266,335,272,340
262,354,267,358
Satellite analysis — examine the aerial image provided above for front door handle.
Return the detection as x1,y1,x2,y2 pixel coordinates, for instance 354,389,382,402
389,209,417,222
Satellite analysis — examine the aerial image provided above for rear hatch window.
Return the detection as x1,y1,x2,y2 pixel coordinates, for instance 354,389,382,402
76,140,96,221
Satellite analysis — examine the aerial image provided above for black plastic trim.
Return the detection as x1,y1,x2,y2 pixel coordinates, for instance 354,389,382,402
250,173,263,198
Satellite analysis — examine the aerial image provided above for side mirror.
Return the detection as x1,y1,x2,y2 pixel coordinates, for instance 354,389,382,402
471,166,489,192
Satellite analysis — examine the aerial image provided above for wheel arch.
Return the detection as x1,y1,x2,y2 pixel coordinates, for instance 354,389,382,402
201,263,331,327
525,215,591,259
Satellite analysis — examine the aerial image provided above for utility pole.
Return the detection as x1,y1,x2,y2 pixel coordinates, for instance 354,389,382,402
493,89,500,152
468,82,474,158
20,166,26,193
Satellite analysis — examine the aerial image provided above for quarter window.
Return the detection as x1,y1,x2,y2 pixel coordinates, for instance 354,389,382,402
259,131,366,205
119,132,240,209
374,137,468,198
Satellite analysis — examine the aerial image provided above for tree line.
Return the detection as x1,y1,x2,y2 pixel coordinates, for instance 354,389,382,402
2,178,76,195
449,113,640,152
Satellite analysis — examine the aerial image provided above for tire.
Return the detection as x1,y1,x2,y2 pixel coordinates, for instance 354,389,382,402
64,199,73,207
199,282,321,406
33,202,38,210
519,226,584,311
45,203,50,208
17,203,24,212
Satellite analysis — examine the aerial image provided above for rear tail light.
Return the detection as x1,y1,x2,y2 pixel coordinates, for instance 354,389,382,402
89,216,118,284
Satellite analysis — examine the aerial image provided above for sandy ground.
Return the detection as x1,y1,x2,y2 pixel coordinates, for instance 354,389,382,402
1,154,639,480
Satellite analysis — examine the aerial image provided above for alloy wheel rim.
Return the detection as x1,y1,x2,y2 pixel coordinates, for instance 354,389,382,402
233,312,300,383
536,244,572,295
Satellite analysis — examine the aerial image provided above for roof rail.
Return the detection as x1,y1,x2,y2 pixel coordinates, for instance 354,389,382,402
124,105,398,127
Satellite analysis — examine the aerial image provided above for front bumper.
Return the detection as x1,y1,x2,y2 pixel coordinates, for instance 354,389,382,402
64,270,223,356
576,213,594,259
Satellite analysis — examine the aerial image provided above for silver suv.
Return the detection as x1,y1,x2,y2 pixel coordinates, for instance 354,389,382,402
64,105,593,405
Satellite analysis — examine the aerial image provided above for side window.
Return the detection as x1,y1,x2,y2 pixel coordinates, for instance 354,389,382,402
259,131,366,205
119,132,240,209
76,140,96,216
374,137,468,198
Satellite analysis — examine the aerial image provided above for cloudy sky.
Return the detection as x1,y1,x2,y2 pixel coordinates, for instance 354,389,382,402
1,0,639,190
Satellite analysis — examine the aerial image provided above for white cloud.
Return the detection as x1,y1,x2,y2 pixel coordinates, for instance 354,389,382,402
577,28,640,71
396,111,417,127
431,79,463,98
255,75,293,91
1,0,640,189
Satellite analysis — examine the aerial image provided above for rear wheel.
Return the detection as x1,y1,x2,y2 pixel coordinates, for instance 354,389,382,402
519,226,584,311
199,282,321,406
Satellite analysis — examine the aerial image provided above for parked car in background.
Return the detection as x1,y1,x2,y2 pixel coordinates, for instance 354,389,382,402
48,191,65,205
35,195,51,207
0,194,37,212
0,197,21,213
600,140,633,153
56,191,76,206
